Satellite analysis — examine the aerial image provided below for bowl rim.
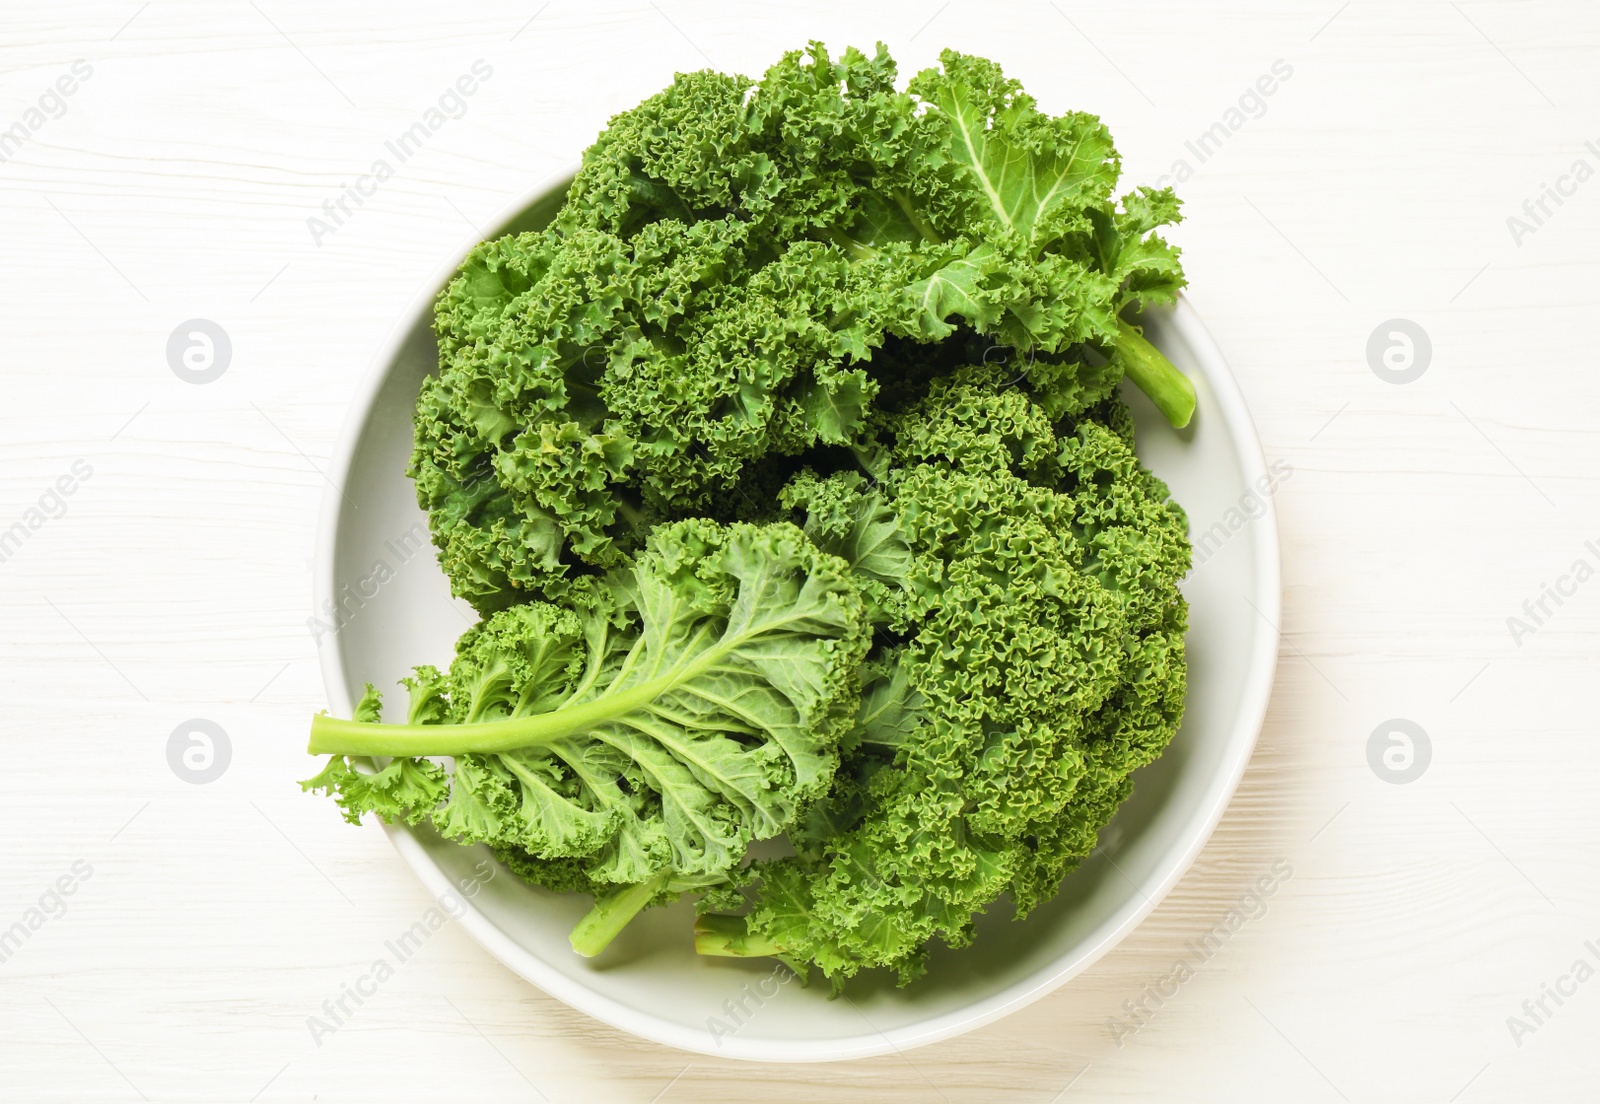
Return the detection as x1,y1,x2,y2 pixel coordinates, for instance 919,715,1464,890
313,173,1282,1063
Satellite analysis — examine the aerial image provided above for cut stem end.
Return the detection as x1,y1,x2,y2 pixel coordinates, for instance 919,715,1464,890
694,913,783,959
1116,318,1196,429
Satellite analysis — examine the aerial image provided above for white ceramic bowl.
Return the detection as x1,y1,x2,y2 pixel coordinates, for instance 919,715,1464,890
314,175,1280,1063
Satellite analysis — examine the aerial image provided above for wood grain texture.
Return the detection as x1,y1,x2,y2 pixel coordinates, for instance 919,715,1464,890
2,1,1597,1099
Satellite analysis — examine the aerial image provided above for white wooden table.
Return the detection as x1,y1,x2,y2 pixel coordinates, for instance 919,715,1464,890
3,1,1595,1099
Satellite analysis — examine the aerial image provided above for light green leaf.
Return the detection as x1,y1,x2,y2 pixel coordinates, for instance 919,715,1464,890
847,656,925,751
916,53,1118,244
798,368,874,444
307,520,870,883
900,246,1004,340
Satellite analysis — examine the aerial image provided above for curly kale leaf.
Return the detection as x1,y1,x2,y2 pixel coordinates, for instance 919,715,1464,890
698,380,1190,987
303,519,869,952
412,43,1193,611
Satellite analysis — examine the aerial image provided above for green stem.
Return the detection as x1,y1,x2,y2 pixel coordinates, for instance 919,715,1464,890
570,870,672,957
613,496,648,531
307,655,716,758
819,227,879,262
893,188,943,245
694,913,783,958
1115,318,1196,429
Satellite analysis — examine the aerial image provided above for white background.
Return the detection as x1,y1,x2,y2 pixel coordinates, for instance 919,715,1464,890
2,1,1597,1100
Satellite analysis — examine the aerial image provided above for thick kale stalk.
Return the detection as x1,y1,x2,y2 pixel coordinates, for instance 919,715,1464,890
694,912,784,958
1116,320,1195,428
569,871,672,957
